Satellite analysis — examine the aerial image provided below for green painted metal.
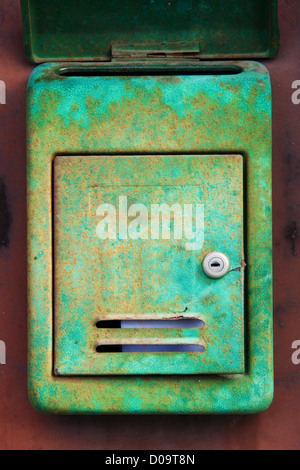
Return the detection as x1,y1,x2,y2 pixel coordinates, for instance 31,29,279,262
26,60,273,413
20,0,279,63
54,154,244,375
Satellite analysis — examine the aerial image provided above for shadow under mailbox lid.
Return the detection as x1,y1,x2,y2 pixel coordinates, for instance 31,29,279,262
21,0,279,63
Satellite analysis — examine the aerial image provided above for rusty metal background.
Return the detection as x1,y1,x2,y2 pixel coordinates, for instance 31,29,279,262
0,0,299,449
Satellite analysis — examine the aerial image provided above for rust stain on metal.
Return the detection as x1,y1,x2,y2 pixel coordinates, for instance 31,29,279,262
228,259,247,273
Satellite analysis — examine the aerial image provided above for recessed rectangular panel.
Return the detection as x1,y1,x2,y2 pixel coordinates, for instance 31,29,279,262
54,154,244,375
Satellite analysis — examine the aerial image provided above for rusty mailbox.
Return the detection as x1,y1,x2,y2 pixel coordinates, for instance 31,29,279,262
22,0,278,414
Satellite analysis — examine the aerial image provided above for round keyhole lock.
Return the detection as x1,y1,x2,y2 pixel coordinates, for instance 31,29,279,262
202,252,230,279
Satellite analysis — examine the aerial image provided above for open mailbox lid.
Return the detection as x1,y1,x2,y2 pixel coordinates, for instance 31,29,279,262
21,0,279,63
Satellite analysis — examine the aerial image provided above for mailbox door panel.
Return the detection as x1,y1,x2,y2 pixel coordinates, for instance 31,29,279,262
54,154,244,375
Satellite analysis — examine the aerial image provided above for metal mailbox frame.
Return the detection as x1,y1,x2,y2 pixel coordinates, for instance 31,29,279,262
26,60,273,414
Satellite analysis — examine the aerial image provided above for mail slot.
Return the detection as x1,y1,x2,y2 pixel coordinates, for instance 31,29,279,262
22,0,277,414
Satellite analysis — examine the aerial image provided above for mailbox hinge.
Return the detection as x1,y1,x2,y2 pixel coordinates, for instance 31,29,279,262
111,42,201,61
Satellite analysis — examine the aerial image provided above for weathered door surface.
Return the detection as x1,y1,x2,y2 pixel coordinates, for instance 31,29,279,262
54,154,244,375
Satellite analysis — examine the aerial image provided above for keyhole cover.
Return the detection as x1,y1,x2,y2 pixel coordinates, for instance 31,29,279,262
202,252,230,279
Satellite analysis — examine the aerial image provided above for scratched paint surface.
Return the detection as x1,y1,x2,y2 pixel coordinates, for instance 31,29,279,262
27,61,272,413
54,154,244,375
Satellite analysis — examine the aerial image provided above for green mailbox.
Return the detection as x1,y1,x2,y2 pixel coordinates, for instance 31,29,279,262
22,0,277,414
